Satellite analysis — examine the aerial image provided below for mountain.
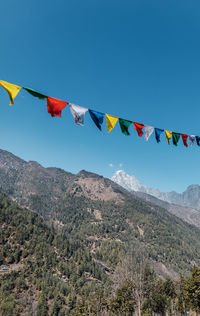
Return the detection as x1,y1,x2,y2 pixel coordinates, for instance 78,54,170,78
111,170,200,227
1,192,200,315
134,191,200,228
111,170,200,211
0,149,200,277
0,150,129,220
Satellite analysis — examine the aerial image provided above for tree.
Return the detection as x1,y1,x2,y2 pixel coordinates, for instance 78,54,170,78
184,267,200,312
176,274,187,315
113,243,155,316
143,280,168,316
110,281,135,315
0,296,18,316
37,294,48,316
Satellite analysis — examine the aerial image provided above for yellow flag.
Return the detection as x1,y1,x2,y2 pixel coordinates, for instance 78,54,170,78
0,80,22,105
106,114,119,133
165,130,172,144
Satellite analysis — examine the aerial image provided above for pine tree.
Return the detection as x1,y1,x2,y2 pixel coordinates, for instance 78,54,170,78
184,267,200,312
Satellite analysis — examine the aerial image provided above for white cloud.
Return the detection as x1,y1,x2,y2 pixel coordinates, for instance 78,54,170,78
109,163,114,167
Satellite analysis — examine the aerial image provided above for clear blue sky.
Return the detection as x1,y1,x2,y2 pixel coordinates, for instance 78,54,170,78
0,0,200,193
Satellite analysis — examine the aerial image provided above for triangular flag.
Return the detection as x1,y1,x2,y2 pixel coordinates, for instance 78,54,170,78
0,80,22,105
106,114,118,133
133,122,144,137
23,87,47,100
165,130,173,144
144,125,154,141
196,136,200,146
89,109,104,130
47,97,68,117
172,132,180,146
181,134,188,148
69,103,88,126
119,118,132,135
155,128,164,143
189,135,195,146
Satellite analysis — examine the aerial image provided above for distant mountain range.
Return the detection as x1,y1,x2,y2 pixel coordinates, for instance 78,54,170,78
111,170,200,210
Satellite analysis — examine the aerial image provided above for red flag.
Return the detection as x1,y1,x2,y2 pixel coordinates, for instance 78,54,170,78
47,97,68,117
181,134,188,147
133,122,144,137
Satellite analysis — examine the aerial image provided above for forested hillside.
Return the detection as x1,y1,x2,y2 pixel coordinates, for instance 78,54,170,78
56,193,200,274
0,193,108,315
1,193,200,315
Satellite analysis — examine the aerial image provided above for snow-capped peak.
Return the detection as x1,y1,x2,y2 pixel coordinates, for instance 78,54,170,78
111,170,168,201
111,170,144,192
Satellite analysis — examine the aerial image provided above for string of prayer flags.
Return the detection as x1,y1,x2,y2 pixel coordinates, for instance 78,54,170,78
134,122,144,137
172,132,180,146
47,97,68,117
119,118,132,136
89,110,104,130
144,125,154,141
106,114,119,133
23,87,47,100
196,136,200,146
0,80,22,105
189,135,195,146
181,134,188,148
155,128,164,143
69,104,88,126
165,130,173,144
1,79,200,150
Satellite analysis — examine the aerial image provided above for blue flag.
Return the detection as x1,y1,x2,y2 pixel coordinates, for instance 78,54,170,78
196,136,200,146
89,110,104,130
155,128,164,143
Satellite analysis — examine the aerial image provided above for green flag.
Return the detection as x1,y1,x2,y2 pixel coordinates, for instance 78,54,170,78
23,87,47,100
172,132,180,146
119,118,132,135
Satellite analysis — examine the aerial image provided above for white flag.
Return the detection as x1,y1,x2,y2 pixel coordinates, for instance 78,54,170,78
69,104,88,126
189,135,195,146
144,125,154,141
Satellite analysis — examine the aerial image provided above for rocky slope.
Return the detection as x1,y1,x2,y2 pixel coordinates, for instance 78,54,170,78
0,150,128,219
135,191,200,228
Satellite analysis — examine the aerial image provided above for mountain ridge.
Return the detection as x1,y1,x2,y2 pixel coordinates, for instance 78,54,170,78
0,149,200,228
111,170,200,211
